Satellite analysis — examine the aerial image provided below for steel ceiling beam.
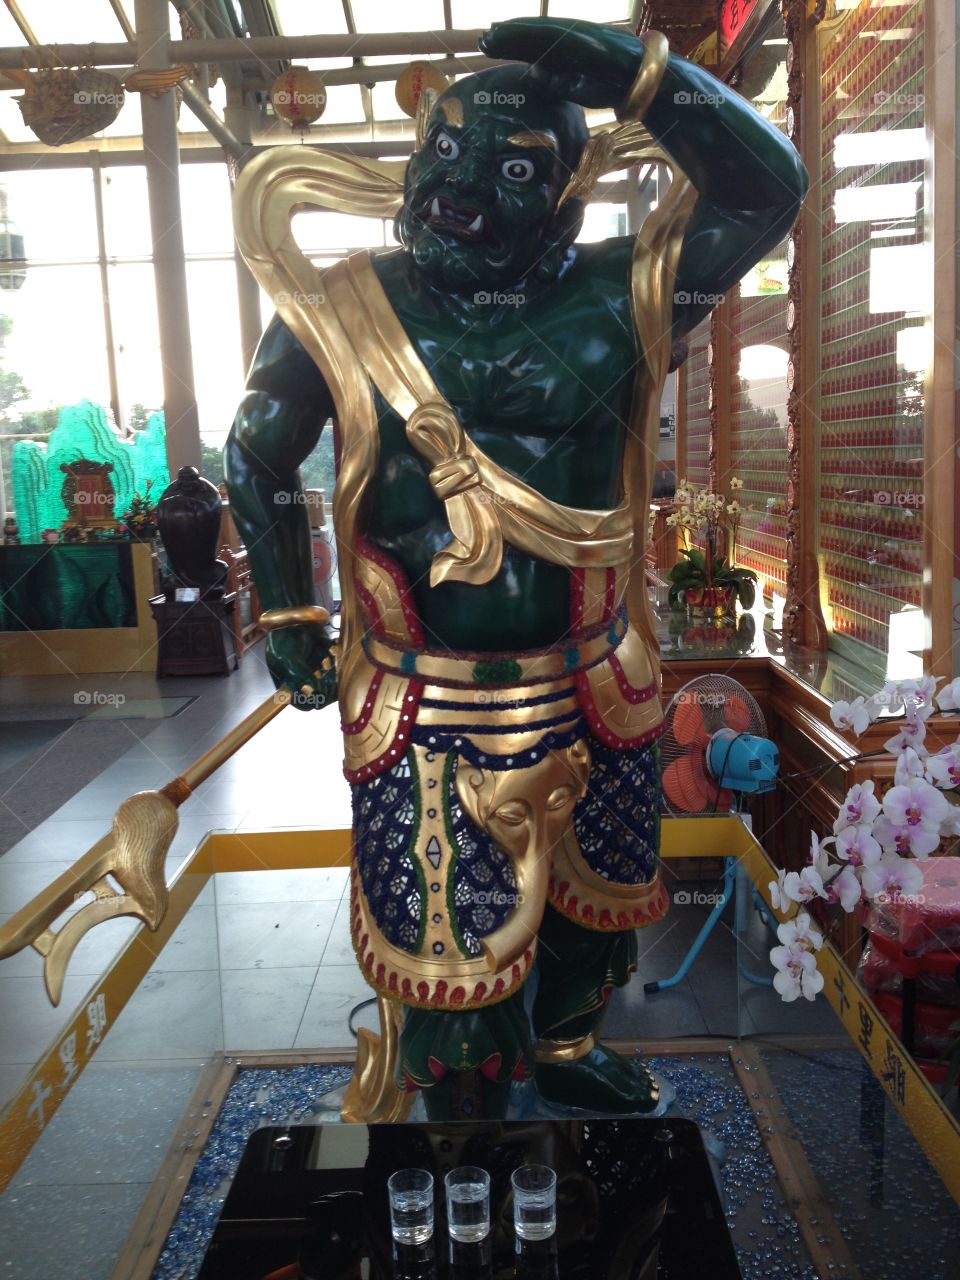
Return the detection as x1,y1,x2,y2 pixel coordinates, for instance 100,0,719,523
0,29,495,68
105,0,247,162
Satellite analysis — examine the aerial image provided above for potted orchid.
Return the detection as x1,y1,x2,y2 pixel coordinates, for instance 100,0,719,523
768,674,960,1002
666,477,757,617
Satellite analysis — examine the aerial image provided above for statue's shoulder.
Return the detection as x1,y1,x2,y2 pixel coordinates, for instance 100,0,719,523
561,239,635,324
571,236,634,288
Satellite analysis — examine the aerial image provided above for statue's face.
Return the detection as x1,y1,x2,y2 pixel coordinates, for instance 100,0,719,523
398,78,586,293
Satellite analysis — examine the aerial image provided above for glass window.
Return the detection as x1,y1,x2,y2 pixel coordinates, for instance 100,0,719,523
178,80,228,135
1,171,99,261
548,0,629,15
180,163,236,255
2,264,110,411
0,91,44,145
274,0,349,35
108,262,163,428
185,259,246,440
307,83,365,127
293,211,389,254
451,0,540,26
101,166,153,259
578,203,626,243
0,6,25,43
351,0,445,32
816,0,927,675
678,316,711,490
22,0,130,44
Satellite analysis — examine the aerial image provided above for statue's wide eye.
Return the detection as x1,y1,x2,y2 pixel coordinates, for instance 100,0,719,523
501,157,535,182
435,132,460,160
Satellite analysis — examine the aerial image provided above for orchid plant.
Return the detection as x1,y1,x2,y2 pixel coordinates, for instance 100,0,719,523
768,674,960,1001
665,477,758,609
667,476,745,551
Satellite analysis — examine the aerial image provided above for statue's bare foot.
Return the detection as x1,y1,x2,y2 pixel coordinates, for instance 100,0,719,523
535,1044,661,1114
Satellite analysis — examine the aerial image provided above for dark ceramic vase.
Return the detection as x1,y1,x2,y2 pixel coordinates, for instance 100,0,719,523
158,466,228,599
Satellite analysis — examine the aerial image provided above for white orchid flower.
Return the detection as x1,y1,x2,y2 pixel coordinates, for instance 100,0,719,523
770,943,824,1002
894,747,926,786
833,780,881,833
782,866,826,905
830,697,870,736
834,824,882,868
936,677,960,712
861,854,924,903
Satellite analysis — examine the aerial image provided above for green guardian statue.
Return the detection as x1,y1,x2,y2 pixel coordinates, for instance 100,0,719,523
226,17,807,1121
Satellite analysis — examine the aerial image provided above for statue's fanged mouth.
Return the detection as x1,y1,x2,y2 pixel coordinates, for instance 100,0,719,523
418,196,499,247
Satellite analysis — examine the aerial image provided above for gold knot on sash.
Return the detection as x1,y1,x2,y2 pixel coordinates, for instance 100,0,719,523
407,403,481,499
406,402,502,586
405,398,634,589
429,457,480,499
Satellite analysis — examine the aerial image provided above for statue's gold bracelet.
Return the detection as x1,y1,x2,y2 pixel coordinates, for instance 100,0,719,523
260,604,331,631
616,30,669,124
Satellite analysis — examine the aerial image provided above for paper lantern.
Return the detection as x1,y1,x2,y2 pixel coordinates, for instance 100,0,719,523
270,67,327,128
395,61,449,118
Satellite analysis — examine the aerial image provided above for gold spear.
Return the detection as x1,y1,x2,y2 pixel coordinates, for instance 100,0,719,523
0,606,330,1007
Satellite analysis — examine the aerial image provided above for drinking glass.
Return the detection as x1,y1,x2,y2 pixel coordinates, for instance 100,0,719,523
389,1168,435,1245
445,1165,491,1243
511,1164,557,1241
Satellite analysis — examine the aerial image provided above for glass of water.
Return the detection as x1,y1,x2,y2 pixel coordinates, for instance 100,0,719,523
389,1168,435,1245
445,1165,491,1243
511,1164,557,1240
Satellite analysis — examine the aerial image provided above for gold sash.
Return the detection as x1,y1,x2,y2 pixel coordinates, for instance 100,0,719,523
324,253,633,587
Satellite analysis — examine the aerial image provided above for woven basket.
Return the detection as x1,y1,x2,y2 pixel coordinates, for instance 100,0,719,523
18,69,124,146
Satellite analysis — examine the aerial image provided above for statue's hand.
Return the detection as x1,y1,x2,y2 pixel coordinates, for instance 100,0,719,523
479,17,643,111
266,624,337,712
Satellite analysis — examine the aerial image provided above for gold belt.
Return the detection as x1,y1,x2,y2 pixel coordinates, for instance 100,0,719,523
363,614,627,688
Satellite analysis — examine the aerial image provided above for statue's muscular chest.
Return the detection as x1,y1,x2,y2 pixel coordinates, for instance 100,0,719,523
370,256,638,527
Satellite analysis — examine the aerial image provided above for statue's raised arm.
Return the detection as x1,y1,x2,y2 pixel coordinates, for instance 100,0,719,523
481,16,808,335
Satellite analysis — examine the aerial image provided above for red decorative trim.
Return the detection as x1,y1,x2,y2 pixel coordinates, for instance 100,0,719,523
569,567,586,630
351,881,535,1009
355,580,384,636
609,655,658,705
343,678,425,782
602,568,617,624
548,875,669,932
479,1053,502,1080
340,667,384,735
569,567,618,629
357,535,424,644
574,670,666,750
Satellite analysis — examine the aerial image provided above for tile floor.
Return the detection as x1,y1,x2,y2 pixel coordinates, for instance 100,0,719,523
0,643,837,1114
0,643,842,1279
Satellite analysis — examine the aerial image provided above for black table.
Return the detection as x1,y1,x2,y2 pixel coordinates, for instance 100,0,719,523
198,1117,740,1280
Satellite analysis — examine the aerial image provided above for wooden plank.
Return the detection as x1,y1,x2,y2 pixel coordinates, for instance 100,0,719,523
240,1048,358,1066
731,1043,862,1280
608,1036,734,1056
923,0,956,675
111,1054,237,1280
